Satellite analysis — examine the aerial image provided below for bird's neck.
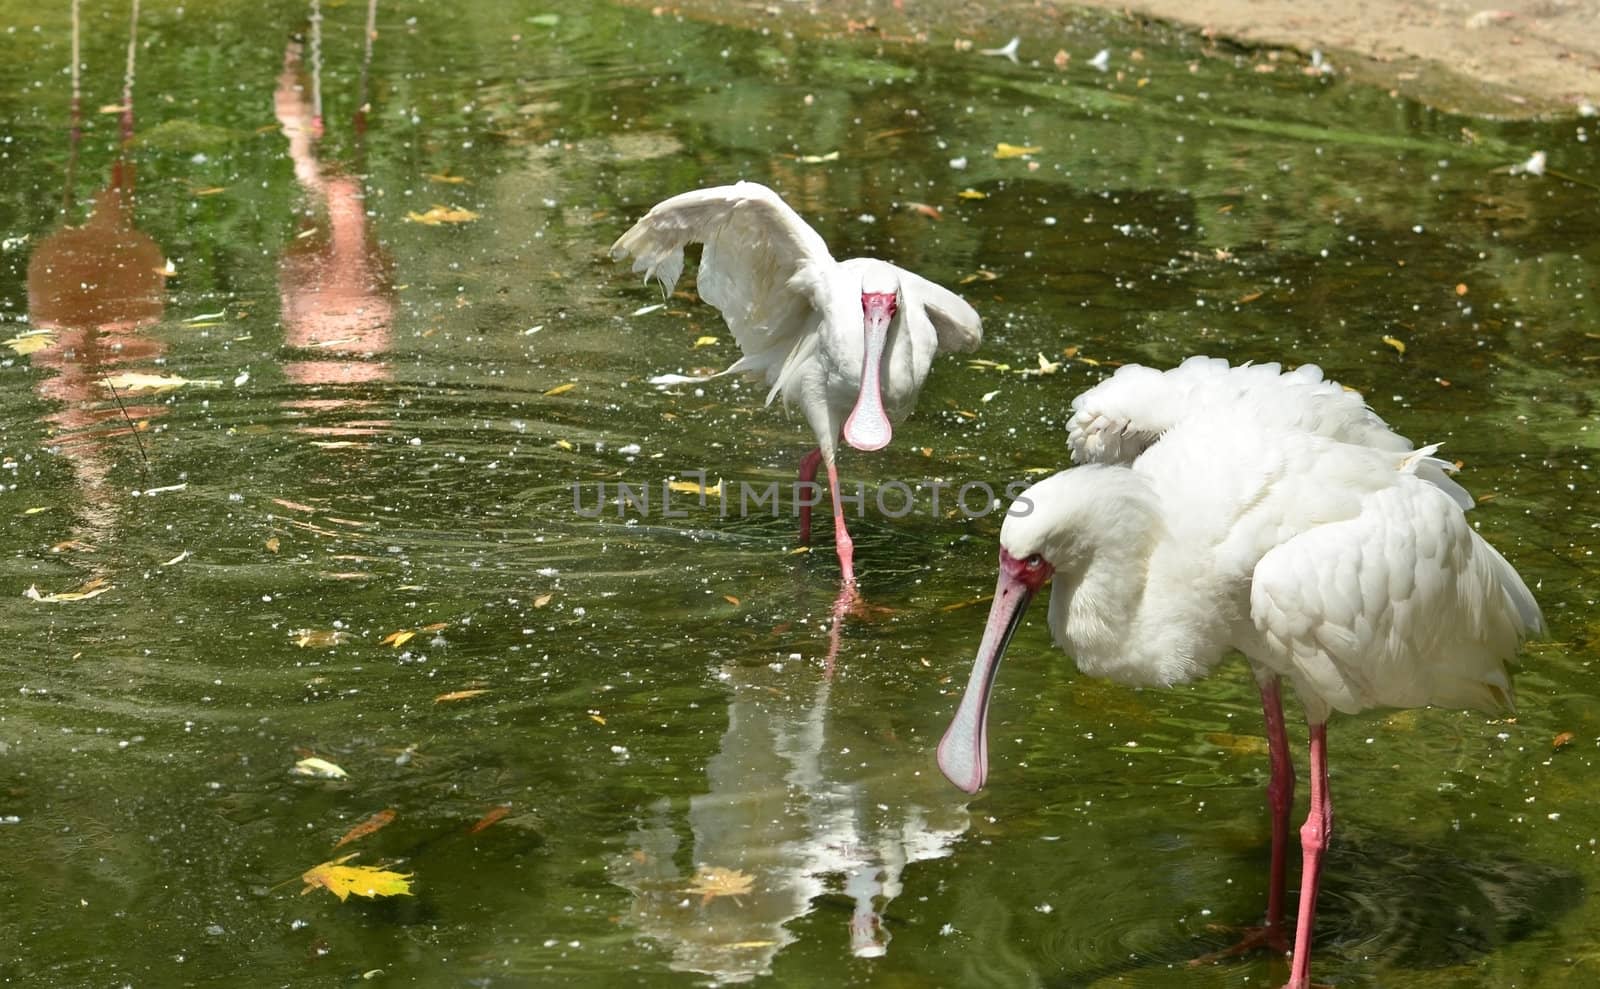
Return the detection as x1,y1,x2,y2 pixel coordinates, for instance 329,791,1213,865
1053,488,1230,686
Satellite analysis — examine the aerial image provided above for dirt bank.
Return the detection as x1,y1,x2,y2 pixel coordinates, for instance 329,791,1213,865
620,0,1599,118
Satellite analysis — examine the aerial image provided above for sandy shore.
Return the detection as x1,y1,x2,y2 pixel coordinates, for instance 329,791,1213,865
620,0,1598,118
1073,0,1598,117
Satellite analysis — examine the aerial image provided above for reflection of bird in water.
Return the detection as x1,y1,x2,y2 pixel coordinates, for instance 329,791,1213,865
25,0,167,560
275,0,394,405
611,182,983,587
611,655,969,980
939,359,1542,989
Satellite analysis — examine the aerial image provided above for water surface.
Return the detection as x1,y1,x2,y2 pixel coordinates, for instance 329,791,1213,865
1,2,1597,987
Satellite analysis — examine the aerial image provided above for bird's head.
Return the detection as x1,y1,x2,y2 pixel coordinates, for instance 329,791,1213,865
842,269,901,452
934,476,1068,794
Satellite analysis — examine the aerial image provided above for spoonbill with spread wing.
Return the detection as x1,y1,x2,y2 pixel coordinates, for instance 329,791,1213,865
937,373,1542,989
611,181,983,585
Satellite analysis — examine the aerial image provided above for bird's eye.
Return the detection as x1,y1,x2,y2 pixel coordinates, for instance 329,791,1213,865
1024,553,1044,569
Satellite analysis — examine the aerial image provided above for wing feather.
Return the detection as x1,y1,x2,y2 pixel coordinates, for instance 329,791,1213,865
898,268,982,354
1249,479,1540,722
611,182,838,396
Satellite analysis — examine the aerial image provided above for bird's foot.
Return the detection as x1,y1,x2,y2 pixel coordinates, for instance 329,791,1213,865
1188,924,1291,966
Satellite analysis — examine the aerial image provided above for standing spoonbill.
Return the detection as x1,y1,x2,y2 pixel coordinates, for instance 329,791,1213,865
611,181,983,585
936,410,1542,989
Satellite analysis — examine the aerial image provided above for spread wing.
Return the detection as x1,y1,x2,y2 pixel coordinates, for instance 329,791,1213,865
1249,478,1542,723
611,181,840,399
898,268,982,354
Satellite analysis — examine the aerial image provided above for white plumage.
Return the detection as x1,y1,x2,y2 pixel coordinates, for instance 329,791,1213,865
939,358,1542,989
612,182,982,584
1066,355,1472,509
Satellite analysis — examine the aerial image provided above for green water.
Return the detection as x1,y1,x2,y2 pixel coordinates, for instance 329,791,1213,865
1,1,1596,986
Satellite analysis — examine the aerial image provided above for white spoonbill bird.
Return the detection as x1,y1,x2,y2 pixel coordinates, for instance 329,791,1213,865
937,410,1542,989
611,181,983,584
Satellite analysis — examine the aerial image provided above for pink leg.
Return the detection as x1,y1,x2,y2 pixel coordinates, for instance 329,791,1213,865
1259,677,1295,953
1285,722,1331,989
1190,677,1294,967
797,447,823,545
825,458,856,585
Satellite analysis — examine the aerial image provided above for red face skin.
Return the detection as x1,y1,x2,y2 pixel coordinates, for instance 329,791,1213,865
936,546,1056,793
841,291,898,451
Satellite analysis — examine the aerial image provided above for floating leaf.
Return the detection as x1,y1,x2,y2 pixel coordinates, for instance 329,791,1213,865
434,689,489,704
904,202,942,220
293,629,349,648
100,372,224,392
380,629,416,648
1553,731,1576,750
265,536,281,553
667,479,722,497
469,804,512,834
424,172,469,185
630,303,666,317
543,382,577,397
994,142,1041,159
292,757,350,780
956,188,988,200
533,593,554,608
334,809,397,849
405,204,479,225
723,594,741,607
795,150,839,164
300,853,414,901
692,335,719,348
161,550,191,566
959,268,998,285
1381,335,1407,356
686,865,756,905
23,578,113,603
3,329,55,355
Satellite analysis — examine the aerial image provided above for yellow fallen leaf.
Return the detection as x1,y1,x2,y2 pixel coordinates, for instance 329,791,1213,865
99,372,224,392
544,382,577,396
23,579,113,603
160,550,191,566
291,756,350,779
23,506,50,516
667,479,722,497
554,439,574,451
687,865,756,905
959,269,998,285
956,188,988,200
533,593,554,608
333,808,397,849
1381,335,1407,356
795,150,840,164
300,854,414,901
405,204,479,225
3,330,55,355
588,712,607,725
265,536,281,553
424,172,469,184
380,630,416,648
419,622,450,633
723,594,741,607
994,142,1041,159
292,629,349,648
692,336,719,348
434,689,489,703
